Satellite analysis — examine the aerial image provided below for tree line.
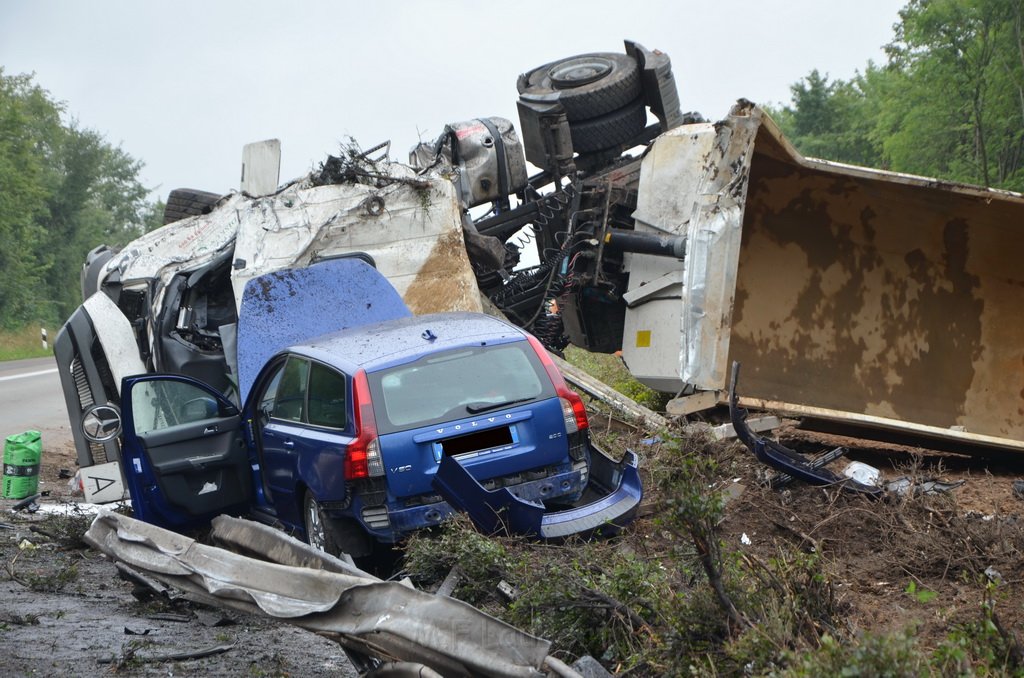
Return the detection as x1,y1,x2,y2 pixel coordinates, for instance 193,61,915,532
0,69,161,329
768,0,1024,192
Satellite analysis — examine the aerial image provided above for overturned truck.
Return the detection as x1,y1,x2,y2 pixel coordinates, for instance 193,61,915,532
59,40,1024,515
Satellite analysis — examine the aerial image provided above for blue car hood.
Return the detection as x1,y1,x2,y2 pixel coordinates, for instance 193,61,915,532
237,258,411,401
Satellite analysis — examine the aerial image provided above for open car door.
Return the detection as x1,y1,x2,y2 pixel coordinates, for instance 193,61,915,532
111,258,410,531
118,374,253,530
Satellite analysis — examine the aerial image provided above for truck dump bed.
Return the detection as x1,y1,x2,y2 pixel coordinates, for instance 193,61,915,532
629,101,1024,451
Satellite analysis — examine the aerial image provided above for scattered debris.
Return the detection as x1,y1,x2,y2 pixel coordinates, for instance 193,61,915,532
1014,480,1024,500
553,354,670,430
729,363,882,497
146,612,193,623
842,461,881,487
435,566,462,598
666,390,720,417
769,447,848,488
885,477,967,496
85,509,567,677
11,493,40,512
98,642,235,666
711,415,782,441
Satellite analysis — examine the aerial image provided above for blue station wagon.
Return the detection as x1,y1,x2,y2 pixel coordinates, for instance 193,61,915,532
107,259,641,559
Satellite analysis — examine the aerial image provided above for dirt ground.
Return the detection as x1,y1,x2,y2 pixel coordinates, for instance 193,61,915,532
712,422,1024,654
4,417,1024,676
0,438,357,677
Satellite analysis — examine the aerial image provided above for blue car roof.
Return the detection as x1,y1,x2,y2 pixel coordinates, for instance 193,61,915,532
288,312,527,373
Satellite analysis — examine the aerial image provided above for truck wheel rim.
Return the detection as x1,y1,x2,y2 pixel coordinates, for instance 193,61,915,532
549,57,612,89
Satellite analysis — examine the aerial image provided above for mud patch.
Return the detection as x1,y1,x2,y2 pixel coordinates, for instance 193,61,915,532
403,228,484,314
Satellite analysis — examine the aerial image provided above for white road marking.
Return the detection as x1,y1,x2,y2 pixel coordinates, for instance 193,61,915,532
0,368,58,382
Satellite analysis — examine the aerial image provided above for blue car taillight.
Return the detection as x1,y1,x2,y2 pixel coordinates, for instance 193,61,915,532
527,335,590,462
347,369,386,480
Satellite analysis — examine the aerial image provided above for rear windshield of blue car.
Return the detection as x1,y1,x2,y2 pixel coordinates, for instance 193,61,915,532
367,340,555,434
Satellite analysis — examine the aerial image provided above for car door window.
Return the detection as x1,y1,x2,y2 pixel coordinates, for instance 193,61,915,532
307,362,347,429
271,357,309,423
131,380,220,435
257,362,286,418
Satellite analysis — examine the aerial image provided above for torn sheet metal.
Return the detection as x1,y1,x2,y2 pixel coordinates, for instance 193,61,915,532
103,194,243,289
625,100,759,392
231,169,483,316
85,510,550,678
100,165,483,321
433,448,642,539
729,362,882,497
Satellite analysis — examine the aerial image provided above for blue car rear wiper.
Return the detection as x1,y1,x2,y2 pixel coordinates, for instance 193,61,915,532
465,398,531,414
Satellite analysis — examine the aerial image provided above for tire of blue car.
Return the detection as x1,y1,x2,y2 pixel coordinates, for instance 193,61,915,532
303,492,337,555
304,491,371,559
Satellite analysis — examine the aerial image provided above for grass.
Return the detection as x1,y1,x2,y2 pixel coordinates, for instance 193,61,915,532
563,346,671,411
0,325,55,361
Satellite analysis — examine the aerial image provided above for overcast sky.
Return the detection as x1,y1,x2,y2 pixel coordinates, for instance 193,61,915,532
1,1,907,201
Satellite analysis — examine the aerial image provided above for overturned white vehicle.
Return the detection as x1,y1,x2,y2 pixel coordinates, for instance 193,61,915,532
59,37,1024,510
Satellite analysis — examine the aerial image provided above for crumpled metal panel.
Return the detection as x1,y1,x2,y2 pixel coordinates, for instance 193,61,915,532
103,193,245,288
102,164,482,344
84,510,550,678
83,292,147,390
231,171,484,316
433,449,642,539
679,102,759,390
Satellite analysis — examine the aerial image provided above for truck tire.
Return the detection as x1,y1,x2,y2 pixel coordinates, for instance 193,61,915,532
163,188,222,225
519,52,641,121
569,98,648,153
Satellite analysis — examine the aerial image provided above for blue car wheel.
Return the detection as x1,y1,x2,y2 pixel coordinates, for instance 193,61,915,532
304,491,331,553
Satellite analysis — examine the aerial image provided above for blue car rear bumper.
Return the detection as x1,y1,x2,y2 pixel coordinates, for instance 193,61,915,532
433,446,642,539
354,466,588,541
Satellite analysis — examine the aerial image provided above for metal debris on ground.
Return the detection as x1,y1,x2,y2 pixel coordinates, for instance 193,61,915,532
730,364,969,498
769,447,849,488
884,477,967,496
842,461,881,486
11,494,40,512
729,362,882,497
85,509,580,678
711,415,781,441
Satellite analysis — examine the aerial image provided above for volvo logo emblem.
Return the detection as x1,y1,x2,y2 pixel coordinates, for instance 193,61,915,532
82,403,122,443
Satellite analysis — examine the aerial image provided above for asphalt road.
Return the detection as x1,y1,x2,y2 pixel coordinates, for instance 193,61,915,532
0,356,72,447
